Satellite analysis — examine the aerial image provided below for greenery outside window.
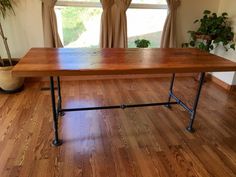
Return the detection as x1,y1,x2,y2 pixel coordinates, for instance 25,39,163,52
55,0,167,48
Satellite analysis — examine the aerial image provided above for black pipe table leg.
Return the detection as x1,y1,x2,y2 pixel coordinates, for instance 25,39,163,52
50,77,63,146
186,72,205,132
166,73,176,108
57,77,65,117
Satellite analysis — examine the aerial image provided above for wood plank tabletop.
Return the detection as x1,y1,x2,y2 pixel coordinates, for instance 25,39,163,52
12,48,236,77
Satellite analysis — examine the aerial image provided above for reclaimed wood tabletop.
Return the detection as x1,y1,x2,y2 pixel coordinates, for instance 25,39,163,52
12,48,236,77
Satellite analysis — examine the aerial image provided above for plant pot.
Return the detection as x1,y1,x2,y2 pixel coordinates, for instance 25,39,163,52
0,59,24,93
195,34,213,41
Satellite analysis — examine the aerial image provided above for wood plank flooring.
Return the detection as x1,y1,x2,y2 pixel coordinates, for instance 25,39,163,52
0,77,236,177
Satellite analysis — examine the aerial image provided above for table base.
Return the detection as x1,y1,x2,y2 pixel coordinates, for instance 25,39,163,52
49,73,205,146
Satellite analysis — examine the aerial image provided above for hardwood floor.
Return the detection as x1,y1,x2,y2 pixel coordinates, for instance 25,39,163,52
0,77,236,177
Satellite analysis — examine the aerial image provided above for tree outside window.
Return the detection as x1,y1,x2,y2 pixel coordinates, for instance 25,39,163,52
55,0,167,48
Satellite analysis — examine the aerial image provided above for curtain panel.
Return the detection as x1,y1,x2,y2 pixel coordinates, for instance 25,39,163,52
160,0,181,48
42,0,63,48
100,0,132,48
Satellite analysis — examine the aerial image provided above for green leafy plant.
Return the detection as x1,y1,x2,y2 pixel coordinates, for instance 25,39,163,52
134,39,151,48
0,0,15,66
182,10,235,52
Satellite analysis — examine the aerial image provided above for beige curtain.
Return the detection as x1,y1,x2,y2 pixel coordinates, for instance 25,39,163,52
42,0,63,48
100,0,132,48
160,0,180,48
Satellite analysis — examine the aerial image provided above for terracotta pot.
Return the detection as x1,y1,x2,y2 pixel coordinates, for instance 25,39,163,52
0,60,24,92
195,34,213,41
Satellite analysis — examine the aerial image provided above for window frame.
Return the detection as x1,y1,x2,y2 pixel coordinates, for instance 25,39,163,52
56,1,168,9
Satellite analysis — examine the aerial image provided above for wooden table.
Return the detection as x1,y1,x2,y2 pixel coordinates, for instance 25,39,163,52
13,48,236,146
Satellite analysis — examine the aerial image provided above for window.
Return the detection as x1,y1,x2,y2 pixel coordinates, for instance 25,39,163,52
55,0,167,48
55,0,102,48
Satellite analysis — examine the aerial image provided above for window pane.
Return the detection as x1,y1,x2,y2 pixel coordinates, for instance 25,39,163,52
56,7,102,48
132,0,167,4
127,9,167,48
56,4,167,48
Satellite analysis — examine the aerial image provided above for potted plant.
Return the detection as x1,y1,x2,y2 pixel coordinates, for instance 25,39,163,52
135,39,151,48
0,0,24,93
182,10,235,81
182,10,235,52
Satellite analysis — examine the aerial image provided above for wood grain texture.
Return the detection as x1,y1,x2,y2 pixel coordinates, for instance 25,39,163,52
25,73,194,82
12,48,236,77
0,77,236,177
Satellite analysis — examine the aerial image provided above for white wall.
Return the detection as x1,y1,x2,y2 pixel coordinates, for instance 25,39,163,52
176,0,220,48
0,0,44,59
211,0,236,85
233,74,236,84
